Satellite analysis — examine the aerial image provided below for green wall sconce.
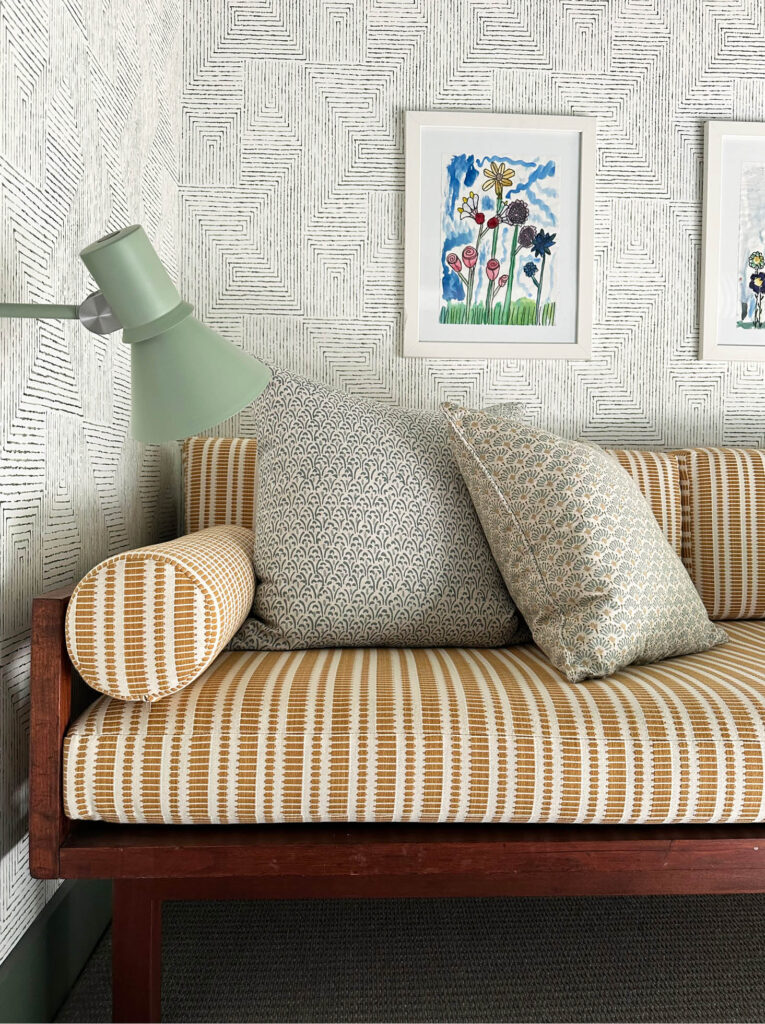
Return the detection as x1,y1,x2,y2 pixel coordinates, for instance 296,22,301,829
0,225,271,442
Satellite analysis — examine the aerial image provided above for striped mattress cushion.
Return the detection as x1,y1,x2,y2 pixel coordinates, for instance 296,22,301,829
64,621,765,825
678,447,765,620
65,526,255,702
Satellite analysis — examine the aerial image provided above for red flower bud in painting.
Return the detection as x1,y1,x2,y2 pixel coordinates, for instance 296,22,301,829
487,216,499,230
446,253,462,273
474,212,485,224
497,274,508,289
486,259,500,281
462,246,478,268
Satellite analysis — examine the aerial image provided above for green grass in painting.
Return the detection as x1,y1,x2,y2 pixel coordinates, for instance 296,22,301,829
440,299,555,326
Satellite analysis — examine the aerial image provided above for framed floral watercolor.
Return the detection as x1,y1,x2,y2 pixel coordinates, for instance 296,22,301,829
700,120,765,361
404,111,595,359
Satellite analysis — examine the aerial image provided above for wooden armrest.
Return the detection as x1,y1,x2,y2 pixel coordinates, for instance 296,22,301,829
29,585,94,878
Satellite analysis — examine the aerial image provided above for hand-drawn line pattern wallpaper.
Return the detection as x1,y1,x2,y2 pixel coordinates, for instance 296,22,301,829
0,0,180,962
180,0,765,450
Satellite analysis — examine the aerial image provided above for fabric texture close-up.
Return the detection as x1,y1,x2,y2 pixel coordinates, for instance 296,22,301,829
678,446,765,621
183,436,259,533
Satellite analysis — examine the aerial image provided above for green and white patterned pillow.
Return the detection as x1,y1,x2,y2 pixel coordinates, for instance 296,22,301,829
442,403,727,683
230,369,526,651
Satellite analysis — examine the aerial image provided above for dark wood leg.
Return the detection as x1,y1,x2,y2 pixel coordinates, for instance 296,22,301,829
112,880,162,1023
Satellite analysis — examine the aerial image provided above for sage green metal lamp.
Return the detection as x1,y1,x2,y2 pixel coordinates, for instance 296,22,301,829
0,225,271,442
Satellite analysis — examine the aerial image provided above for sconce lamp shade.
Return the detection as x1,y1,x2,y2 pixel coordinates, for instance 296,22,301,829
126,316,272,443
79,225,270,442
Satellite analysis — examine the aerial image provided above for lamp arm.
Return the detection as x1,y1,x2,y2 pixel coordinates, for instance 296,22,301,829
0,295,121,334
0,303,79,319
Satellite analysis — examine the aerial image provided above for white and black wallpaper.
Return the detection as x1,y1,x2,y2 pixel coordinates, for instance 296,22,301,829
0,0,180,962
6,0,765,966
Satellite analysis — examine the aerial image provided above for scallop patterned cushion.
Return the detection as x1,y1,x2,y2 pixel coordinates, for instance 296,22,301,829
442,404,727,683
231,367,525,650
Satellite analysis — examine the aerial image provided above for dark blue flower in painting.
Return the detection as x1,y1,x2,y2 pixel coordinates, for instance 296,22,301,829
531,230,556,258
750,273,765,295
523,261,538,278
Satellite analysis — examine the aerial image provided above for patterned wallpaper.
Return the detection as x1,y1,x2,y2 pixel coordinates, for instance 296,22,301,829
180,0,765,450
0,0,180,962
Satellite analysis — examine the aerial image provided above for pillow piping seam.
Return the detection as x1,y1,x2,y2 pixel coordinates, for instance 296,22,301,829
445,412,576,677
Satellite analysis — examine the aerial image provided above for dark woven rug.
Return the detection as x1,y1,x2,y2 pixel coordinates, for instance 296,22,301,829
56,895,765,1022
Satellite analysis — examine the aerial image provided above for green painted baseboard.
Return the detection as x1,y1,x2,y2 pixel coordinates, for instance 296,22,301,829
0,879,112,1023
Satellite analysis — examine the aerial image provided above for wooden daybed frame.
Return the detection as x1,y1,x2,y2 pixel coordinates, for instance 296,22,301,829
29,586,765,1023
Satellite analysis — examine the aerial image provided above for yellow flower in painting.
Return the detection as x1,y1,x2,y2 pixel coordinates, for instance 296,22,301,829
482,161,515,196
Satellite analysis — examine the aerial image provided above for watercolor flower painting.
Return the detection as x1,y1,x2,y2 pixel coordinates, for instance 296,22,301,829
440,152,558,326
736,163,765,330
740,241,765,329
404,112,595,358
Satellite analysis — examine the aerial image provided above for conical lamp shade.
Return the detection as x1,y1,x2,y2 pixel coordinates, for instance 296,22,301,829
80,225,271,442
130,317,271,443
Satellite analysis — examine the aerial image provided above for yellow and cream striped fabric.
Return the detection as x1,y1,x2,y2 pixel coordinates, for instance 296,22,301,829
183,436,258,534
606,448,682,555
678,447,765,620
64,621,765,825
65,526,255,703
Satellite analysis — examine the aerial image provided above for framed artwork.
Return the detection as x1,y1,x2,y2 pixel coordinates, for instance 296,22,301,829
701,120,765,361
404,111,596,359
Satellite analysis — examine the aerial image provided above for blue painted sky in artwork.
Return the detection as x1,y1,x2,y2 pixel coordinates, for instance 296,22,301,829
440,153,558,305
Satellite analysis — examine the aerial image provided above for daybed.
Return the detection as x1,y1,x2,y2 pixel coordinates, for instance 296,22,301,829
29,438,765,1022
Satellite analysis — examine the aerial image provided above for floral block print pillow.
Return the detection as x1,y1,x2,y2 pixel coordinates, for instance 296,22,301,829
231,369,526,651
442,404,727,683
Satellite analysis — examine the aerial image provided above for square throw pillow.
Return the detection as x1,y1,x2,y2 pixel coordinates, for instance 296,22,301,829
442,404,727,682
231,368,526,650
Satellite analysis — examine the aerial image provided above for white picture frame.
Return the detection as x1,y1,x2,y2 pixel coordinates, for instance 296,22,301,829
404,111,596,359
701,120,765,361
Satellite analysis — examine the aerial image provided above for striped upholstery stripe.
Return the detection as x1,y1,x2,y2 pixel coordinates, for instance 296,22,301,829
677,447,765,620
183,436,258,533
606,448,682,555
66,526,255,702
63,621,765,825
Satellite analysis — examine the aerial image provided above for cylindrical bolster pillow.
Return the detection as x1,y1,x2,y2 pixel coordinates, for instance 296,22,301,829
66,525,255,702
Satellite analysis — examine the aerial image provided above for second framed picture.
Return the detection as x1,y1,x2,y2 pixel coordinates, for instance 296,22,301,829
404,111,596,359
700,120,765,361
